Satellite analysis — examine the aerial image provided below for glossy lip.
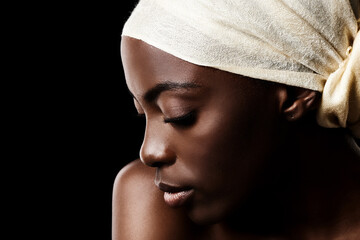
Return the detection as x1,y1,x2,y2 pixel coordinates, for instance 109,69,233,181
155,182,194,207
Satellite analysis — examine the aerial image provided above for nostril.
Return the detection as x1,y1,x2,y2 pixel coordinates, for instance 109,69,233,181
140,151,176,168
140,153,172,167
149,162,165,168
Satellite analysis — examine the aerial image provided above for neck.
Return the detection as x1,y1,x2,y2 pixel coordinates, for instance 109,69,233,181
284,121,360,239
216,116,360,239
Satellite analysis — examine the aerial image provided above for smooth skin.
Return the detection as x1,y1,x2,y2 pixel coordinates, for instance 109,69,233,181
112,37,360,240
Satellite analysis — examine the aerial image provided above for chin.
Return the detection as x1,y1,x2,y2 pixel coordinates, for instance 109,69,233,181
186,201,232,226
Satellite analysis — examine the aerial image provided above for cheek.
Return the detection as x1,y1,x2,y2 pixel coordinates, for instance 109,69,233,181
171,107,278,223
174,114,245,182
173,101,279,196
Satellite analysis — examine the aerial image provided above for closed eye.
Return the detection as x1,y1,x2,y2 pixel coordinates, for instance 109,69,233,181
163,111,196,127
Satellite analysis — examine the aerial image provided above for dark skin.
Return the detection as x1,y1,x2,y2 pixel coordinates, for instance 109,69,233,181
112,37,360,240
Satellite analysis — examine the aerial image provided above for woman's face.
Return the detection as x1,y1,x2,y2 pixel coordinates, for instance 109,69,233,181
121,36,284,224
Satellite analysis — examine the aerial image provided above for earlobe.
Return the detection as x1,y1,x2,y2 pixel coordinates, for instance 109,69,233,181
281,88,319,121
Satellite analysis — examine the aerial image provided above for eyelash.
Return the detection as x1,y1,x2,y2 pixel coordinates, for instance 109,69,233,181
164,111,196,127
136,111,196,127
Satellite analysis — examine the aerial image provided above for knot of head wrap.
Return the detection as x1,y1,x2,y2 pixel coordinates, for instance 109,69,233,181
122,0,360,137
317,29,360,138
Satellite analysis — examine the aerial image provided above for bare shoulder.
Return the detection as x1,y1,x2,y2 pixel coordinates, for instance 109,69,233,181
112,159,197,240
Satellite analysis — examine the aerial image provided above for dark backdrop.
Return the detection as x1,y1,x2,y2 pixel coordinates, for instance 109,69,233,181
45,2,144,239
80,2,144,239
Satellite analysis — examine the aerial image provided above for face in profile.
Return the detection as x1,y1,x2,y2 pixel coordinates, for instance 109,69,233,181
121,36,286,224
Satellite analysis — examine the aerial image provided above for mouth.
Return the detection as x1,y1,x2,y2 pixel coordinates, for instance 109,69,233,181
156,182,194,208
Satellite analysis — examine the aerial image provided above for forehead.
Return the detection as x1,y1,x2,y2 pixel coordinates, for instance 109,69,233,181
121,37,216,98
120,36,266,105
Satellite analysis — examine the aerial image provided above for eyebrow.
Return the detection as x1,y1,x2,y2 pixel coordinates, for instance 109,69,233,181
130,81,201,103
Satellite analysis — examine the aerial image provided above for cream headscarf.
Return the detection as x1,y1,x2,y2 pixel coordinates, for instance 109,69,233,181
122,0,360,138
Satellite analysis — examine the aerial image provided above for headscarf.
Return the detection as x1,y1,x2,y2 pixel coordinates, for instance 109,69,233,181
122,0,360,138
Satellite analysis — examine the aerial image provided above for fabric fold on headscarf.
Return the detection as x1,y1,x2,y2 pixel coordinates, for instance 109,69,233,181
317,30,360,137
122,0,360,138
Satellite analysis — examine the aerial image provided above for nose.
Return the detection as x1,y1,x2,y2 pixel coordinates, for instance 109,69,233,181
139,121,176,167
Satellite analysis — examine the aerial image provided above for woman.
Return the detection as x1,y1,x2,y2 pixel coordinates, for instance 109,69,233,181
113,0,360,239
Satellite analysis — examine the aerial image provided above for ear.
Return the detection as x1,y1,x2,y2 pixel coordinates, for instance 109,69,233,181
280,87,320,121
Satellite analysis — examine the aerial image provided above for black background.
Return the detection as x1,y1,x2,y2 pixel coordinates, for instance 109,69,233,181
26,2,145,239
72,2,144,239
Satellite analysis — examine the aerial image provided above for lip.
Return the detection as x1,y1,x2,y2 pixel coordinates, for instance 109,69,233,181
157,182,191,193
156,182,194,207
